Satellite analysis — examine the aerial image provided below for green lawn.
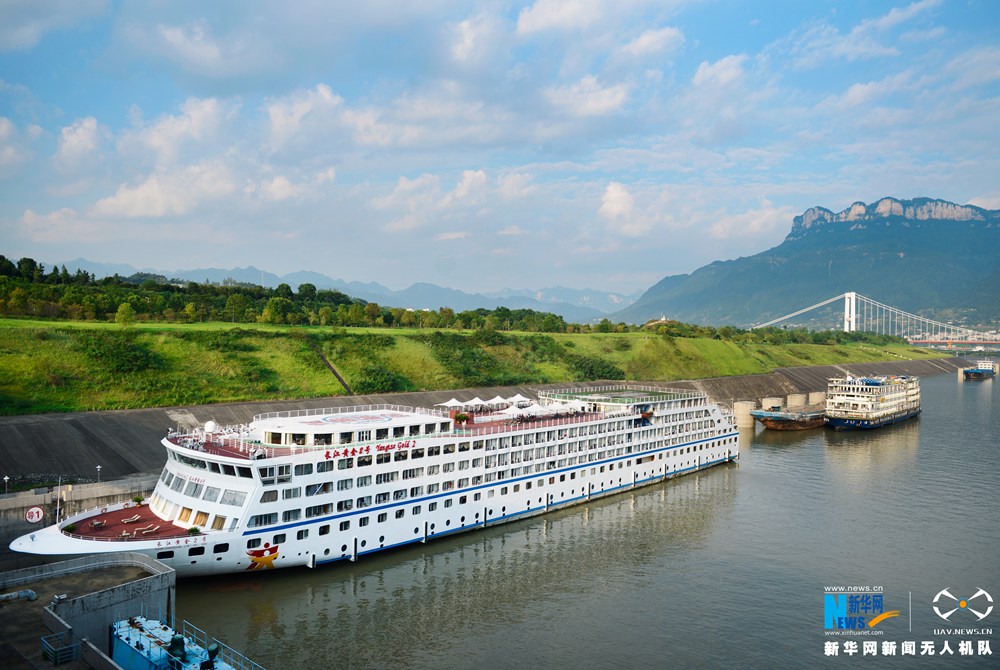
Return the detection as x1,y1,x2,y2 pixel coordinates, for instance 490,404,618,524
0,319,949,415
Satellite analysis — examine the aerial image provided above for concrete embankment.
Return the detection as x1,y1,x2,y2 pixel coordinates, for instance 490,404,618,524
0,356,968,556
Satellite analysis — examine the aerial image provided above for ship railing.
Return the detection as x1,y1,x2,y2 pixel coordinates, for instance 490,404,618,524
179,620,266,670
252,404,448,423
538,384,703,404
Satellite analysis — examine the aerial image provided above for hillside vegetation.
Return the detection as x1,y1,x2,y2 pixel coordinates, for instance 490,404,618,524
0,319,947,415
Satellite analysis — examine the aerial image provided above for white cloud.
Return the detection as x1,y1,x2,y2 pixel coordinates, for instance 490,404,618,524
0,116,32,173
968,195,1000,210
258,175,304,202
266,84,343,150
517,0,602,34
943,47,1000,91
599,181,655,237
440,170,487,208
707,201,796,239
92,161,237,217
545,75,629,116
54,117,102,171
434,231,470,241
127,18,270,78
121,97,234,164
0,0,106,52
498,225,525,236
451,14,504,65
620,27,685,58
497,172,535,199
692,55,747,88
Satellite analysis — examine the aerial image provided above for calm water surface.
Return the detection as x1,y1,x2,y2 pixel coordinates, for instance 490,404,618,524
177,374,999,669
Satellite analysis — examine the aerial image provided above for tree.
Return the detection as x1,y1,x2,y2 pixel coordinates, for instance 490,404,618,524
115,302,137,329
260,296,296,324
297,283,317,301
225,293,252,323
274,283,293,299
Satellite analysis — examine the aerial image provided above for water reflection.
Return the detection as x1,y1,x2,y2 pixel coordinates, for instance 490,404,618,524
177,465,738,669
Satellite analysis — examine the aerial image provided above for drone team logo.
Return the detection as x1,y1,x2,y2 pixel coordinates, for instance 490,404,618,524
933,588,993,622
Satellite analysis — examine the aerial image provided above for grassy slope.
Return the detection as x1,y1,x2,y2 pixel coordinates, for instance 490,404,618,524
0,319,948,415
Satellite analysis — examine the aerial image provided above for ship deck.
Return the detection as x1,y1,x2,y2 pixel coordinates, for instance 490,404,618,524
65,504,189,543
168,410,608,461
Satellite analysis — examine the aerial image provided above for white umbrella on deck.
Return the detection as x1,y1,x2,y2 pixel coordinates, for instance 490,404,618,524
435,398,464,407
486,395,509,406
506,393,531,406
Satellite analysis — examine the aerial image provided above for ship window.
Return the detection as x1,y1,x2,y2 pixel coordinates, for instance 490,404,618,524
443,443,456,454
220,489,246,506
443,462,455,473
319,525,330,535
213,543,229,554
290,434,305,445
202,486,220,503
314,433,331,446
377,513,388,523
357,455,372,467
412,505,422,515
337,500,353,511
266,432,281,445
429,502,438,511
258,466,276,485
297,530,308,540
428,446,441,456
277,464,292,483
425,423,436,434
356,496,372,508
157,551,174,559
459,495,467,504
393,451,408,462
295,464,313,476
359,516,370,527
409,486,423,497
338,458,354,470
260,490,278,503
376,428,389,440
340,432,353,444
193,511,209,526
273,533,286,544
211,515,226,531
393,489,407,501
247,538,261,549
283,487,301,500
395,509,405,519
356,475,372,487
444,499,453,508
375,492,390,503
440,422,450,432
283,509,301,522
337,478,353,491
474,492,482,501
409,425,420,436
170,476,186,492
178,507,192,522
411,448,424,459
238,467,252,478
306,504,332,518
473,440,484,450
189,547,205,557
316,461,334,473
249,513,278,527
221,464,236,476
376,453,391,464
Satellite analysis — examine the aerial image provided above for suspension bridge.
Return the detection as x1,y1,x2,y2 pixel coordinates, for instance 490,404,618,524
753,292,999,346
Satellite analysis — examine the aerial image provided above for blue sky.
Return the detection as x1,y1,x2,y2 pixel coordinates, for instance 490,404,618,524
1,0,997,294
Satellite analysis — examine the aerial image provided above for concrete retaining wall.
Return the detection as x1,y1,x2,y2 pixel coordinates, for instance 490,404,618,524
0,552,175,656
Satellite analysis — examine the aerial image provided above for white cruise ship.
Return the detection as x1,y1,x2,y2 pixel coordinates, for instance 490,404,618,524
824,375,921,431
10,385,740,577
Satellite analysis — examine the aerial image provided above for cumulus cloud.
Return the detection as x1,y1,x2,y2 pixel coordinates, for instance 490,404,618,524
266,84,343,150
0,116,33,173
54,117,102,171
121,97,234,164
692,55,747,88
545,75,629,116
517,0,602,34
127,18,271,79
92,161,237,217
440,169,487,208
707,201,796,239
498,225,525,236
620,27,685,58
0,0,106,52
599,182,656,237
434,231,470,241
497,172,535,199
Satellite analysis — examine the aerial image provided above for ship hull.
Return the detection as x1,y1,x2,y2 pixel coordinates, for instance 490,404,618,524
963,370,995,380
755,416,825,430
825,408,921,431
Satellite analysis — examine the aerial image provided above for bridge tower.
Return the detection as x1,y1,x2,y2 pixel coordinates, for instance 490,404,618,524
843,291,857,332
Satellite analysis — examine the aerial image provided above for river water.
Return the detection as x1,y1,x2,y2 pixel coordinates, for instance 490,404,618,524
177,373,999,669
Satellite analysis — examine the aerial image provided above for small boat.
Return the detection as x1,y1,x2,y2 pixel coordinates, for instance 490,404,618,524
750,405,825,430
112,614,264,670
963,360,996,381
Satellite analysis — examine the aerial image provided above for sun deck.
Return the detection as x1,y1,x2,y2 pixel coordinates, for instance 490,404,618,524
63,504,190,543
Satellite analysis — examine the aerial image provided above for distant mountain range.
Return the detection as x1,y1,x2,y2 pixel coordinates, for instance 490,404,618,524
613,197,1000,327
53,258,642,322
